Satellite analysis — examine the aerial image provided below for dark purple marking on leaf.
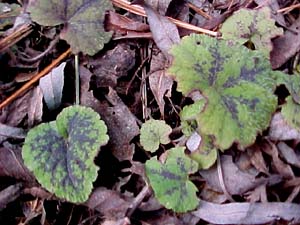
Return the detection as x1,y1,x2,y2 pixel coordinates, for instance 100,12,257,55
240,97,260,110
149,168,182,180
194,63,204,76
221,96,239,122
176,157,188,174
240,60,264,82
164,186,177,196
222,76,239,88
208,46,225,86
163,184,189,205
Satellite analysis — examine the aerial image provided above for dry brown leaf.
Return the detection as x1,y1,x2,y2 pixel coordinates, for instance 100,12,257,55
143,212,184,225
245,184,268,203
199,183,227,203
268,113,300,141
261,141,294,179
147,0,172,15
89,44,136,88
277,142,300,168
107,11,149,33
0,86,43,127
0,123,25,144
0,147,35,182
247,146,269,174
80,66,139,161
87,187,132,220
192,200,300,224
149,70,173,116
0,183,23,211
28,86,43,127
200,155,278,195
79,65,95,108
98,88,140,161
141,2,180,59
271,16,300,69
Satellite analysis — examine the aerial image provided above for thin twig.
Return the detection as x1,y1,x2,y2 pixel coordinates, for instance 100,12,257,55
277,3,300,13
111,0,219,37
0,48,72,110
0,24,32,53
126,185,150,217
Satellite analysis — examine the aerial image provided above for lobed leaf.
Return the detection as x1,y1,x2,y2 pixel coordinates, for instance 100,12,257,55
169,34,278,149
220,7,283,57
145,147,199,212
28,0,113,55
140,119,172,152
22,105,109,203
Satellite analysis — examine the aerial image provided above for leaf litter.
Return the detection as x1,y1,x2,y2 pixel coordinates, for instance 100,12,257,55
1,0,300,224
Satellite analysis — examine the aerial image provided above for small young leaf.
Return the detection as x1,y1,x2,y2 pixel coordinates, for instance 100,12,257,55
181,101,217,169
28,0,113,55
180,99,205,137
282,96,300,131
22,106,109,203
140,119,172,152
220,7,283,57
169,34,278,149
145,147,199,212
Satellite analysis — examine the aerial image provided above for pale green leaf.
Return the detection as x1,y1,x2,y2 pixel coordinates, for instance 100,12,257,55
140,119,172,152
22,105,109,203
145,147,199,212
28,0,113,55
169,34,278,149
220,7,283,57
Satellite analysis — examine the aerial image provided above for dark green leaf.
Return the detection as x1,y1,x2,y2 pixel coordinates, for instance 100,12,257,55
22,106,109,202
28,0,113,55
145,147,199,212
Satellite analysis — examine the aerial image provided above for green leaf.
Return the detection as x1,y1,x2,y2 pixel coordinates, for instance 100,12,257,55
169,34,278,149
188,135,217,170
22,106,109,203
282,96,300,130
145,147,199,212
220,7,283,57
180,101,217,169
140,119,172,152
181,99,205,137
28,0,113,55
